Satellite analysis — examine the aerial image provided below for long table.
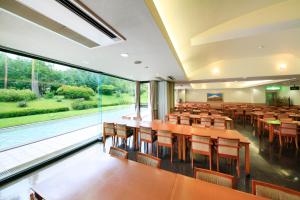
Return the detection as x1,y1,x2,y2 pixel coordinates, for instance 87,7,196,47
32,155,265,200
104,119,251,176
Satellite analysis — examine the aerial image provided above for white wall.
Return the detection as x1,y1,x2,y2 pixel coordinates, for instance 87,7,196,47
278,86,300,105
185,86,265,103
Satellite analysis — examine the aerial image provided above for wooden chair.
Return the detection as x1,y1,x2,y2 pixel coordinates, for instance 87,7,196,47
180,115,190,125
190,135,212,169
192,123,206,128
252,180,300,200
274,122,298,149
213,118,226,129
216,137,240,176
122,116,131,120
156,130,174,163
200,117,212,127
195,168,235,189
116,124,133,149
109,146,128,159
234,109,244,125
103,122,116,147
168,114,178,124
136,152,161,168
277,113,289,120
139,126,156,153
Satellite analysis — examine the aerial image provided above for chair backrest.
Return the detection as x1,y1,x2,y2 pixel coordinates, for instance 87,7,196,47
157,130,173,145
133,116,142,121
264,113,274,118
136,152,161,168
109,147,128,159
180,115,190,125
140,126,153,142
280,122,298,136
195,168,234,188
116,124,127,137
252,180,300,200
214,118,226,129
190,135,211,153
278,113,289,119
201,117,212,127
217,137,239,157
168,114,178,123
192,123,206,128
122,116,131,120
103,122,115,136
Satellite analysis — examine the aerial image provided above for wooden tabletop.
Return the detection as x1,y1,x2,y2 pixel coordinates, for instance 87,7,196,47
170,175,267,200
32,155,176,200
32,155,264,200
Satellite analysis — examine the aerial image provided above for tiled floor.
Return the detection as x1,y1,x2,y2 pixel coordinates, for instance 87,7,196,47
0,125,100,181
0,123,299,200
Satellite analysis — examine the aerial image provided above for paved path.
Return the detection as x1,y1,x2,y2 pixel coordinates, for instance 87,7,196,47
0,106,148,151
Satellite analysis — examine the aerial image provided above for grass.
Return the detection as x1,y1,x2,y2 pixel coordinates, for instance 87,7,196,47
0,93,136,129
0,105,129,128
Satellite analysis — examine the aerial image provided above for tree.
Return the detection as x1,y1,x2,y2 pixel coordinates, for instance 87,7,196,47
31,59,40,96
4,53,8,89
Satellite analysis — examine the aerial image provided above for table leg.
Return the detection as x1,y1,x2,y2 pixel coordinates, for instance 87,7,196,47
183,136,186,161
245,144,250,176
269,125,274,143
177,135,182,160
134,128,139,150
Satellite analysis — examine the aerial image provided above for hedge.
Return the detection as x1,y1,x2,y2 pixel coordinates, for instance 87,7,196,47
0,107,69,118
0,89,37,102
57,85,95,100
72,100,132,110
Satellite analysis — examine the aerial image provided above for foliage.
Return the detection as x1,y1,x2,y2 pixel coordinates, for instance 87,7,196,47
0,107,69,118
57,85,95,100
0,89,37,102
44,91,54,99
71,100,98,110
17,101,27,107
100,84,116,95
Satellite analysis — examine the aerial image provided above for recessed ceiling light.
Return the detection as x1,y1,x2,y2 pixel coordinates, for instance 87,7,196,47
212,67,220,75
134,60,142,64
201,84,206,89
279,63,287,70
258,45,264,49
120,53,129,57
226,82,231,87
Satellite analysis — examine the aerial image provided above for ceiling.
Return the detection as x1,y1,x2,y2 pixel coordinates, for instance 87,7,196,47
0,0,186,81
146,0,300,82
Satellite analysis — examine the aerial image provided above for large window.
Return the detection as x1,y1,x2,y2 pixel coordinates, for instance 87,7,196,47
0,51,136,151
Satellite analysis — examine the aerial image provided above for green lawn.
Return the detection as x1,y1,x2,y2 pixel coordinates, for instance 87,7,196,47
0,94,135,128
0,104,129,128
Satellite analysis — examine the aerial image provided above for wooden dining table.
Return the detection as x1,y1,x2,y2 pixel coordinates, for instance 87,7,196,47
31,155,266,200
105,119,251,176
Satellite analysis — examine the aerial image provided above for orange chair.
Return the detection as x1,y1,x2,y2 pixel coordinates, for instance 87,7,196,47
139,126,156,153
103,122,116,147
156,130,174,163
168,114,178,124
216,137,240,176
200,117,212,127
213,118,226,129
195,168,235,189
137,152,161,168
180,115,190,125
274,122,298,149
252,180,300,199
109,147,128,159
190,135,212,169
116,124,133,149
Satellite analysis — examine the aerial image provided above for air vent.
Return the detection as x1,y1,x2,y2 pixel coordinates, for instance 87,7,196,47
0,0,125,48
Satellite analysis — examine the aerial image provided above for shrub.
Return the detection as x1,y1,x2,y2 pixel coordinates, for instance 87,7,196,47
100,85,115,95
44,91,54,99
0,89,37,102
57,85,94,100
0,107,69,118
17,101,27,107
56,99,62,102
71,100,98,110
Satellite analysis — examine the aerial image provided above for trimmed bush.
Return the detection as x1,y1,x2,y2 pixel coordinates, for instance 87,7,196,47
0,89,37,102
0,107,69,118
100,85,115,95
71,100,98,110
17,101,27,107
57,85,94,100
44,91,54,99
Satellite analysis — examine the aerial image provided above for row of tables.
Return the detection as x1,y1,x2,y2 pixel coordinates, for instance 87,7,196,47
32,154,265,200
103,118,251,176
